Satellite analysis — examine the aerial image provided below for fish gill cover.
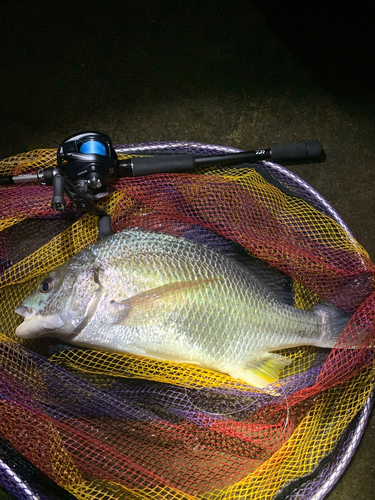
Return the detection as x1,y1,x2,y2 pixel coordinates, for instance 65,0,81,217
0,146,374,500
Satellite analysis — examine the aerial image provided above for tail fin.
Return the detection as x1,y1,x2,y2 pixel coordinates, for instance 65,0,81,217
312,303,350,347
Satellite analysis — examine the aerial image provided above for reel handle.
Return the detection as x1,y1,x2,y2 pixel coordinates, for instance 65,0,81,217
51,174,66,212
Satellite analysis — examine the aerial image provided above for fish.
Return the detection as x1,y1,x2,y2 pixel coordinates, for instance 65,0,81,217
15,229,349,389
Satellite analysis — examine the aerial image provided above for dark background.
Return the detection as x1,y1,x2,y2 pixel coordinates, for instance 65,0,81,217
1,1,374,498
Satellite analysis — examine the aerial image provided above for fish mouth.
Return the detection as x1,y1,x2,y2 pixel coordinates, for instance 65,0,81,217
15,306,64,338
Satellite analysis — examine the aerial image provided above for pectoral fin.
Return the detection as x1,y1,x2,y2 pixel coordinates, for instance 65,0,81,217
111,278,219,325
228,353,292,389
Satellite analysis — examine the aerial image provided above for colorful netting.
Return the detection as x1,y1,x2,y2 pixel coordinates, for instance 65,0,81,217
0,144,374,500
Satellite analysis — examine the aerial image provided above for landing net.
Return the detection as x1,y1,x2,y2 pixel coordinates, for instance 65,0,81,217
0,143,374,500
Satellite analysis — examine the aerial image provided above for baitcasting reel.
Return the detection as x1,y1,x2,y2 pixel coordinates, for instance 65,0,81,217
0,131,324,238
56,131,118,213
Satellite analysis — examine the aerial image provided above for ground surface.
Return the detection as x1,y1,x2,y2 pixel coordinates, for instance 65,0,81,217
0,2,374,499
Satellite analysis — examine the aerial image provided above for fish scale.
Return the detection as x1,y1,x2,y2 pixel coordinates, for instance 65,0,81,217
15,229,349,388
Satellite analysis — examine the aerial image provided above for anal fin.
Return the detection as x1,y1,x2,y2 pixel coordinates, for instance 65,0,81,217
228,353,292,389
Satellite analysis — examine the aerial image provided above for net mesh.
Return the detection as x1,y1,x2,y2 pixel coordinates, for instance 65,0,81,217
0,147,374,500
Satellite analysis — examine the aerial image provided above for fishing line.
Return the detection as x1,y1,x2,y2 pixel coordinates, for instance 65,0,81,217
182,366,290,436
257,364,290,437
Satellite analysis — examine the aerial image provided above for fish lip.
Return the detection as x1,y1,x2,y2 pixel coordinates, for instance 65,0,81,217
15,306,37,320
15,306,39,338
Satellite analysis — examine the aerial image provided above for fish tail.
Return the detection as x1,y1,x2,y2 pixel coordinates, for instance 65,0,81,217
312,303,350,347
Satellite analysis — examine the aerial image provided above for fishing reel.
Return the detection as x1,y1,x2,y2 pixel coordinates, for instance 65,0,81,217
0,131,324,239
53,131,118,213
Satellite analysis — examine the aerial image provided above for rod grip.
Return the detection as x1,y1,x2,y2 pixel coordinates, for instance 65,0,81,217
131,155,196,176
270,140,322,163
0,176,14,185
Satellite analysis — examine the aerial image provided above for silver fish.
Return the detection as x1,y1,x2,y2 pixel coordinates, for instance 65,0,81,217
15,229,348,388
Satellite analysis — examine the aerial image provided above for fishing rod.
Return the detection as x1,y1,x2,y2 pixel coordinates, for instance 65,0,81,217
0,131,324,239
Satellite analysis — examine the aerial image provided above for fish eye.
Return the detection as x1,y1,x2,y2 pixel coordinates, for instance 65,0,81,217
39,277,54,293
